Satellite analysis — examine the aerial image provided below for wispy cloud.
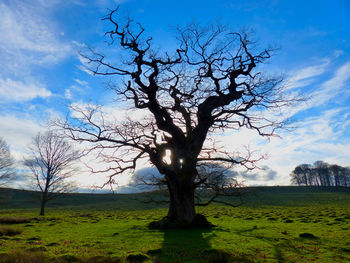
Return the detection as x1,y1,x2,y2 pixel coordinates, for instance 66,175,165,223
285,60,329,90
321,61,350,90
279,60,350,120
0,78,52,102
260,108,350,184
65,89,73,100
69,101,150,126
214,59,350,185
74,79,88,86
0,0,71,75
309,61,350,106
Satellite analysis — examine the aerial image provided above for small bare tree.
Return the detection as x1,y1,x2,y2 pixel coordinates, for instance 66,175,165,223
130,163,246,207
0,138,15,186
25,131,80,216
194,163,246,207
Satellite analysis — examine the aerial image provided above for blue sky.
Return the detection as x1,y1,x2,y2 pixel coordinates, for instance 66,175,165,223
0,0,349,190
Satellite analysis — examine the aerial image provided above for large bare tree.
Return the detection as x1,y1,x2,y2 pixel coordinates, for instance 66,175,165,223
58,9,299,225
0,138,15,185
25,131,80,216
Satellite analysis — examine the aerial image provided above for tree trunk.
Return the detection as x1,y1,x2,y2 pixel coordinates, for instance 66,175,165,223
40,191,48,216
166,176,196,223
40,199,46,216
304,174,308,186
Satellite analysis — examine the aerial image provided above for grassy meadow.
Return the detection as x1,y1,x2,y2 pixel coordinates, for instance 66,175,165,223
0,186,349,262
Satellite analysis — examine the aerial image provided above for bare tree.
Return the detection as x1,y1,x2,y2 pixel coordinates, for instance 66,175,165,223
57,8,299,225
0,138,15,185
128,168,168,192
194,163,247,207
25,131,80,216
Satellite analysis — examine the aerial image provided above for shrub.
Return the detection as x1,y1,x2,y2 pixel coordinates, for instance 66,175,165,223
0,217,31,224
0,226,22,236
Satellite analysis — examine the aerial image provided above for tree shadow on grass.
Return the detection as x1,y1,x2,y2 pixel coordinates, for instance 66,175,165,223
146,228,213,262
147,227,251,263
233,227,321,263
145,227,222,262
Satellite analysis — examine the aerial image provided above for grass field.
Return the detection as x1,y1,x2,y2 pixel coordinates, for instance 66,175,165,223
0,186,349,262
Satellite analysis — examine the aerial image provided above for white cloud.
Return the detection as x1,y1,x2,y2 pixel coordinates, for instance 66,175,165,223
285,60,329,90
276,61,350,121
258,108,350,185
0,0,71,74
65,89,73,100
0,78,52,102
321,62,350,89
70,101,150,125
0,108,65,162
0,115,43,158
64,79,89,98
74,79,88,86
72,41,87,48
238,166,277,185
214,70,350,186
309,62,350,106
65,101,157,189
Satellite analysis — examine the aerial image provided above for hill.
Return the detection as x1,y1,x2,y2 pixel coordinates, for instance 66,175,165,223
0,186,349,262
1,186,349,211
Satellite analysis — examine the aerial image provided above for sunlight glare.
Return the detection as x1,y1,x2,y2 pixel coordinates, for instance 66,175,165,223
163,149,172,165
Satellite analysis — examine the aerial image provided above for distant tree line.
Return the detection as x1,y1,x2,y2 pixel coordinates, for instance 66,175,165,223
290,161,350,187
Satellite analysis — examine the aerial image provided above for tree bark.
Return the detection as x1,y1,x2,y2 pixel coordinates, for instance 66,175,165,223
166,176,196,223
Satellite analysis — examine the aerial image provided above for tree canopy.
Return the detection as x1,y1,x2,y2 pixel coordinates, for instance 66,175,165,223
58,8,299,224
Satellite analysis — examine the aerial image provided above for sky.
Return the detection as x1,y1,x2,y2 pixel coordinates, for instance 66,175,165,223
0,0,349,191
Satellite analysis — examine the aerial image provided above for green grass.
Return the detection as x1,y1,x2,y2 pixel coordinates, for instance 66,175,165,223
0,186,349,262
